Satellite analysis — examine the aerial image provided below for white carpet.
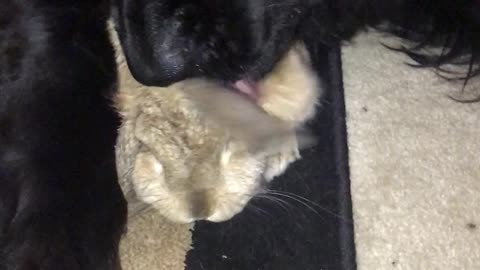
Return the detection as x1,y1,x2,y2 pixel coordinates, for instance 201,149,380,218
343,32,480,270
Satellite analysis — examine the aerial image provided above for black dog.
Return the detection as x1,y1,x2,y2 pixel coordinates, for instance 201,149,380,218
113,0,480,93
0,0,126,269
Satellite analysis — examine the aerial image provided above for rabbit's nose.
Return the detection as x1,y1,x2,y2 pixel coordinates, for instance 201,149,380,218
188,191,212,220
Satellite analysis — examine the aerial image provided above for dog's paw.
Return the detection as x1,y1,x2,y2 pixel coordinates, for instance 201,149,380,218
263,136,301,181
1,237,81,270
2,237,121,270
1,209,124,270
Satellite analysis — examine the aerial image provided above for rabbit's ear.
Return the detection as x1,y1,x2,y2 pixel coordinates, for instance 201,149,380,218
248,127,317,159
182,79,317,158
219,138,251,165
220,139,234,165
294,127,318,150
182,79,294,146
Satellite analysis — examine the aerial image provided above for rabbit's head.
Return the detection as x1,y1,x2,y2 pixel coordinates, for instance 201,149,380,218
131,136,264,223
116,43,320,223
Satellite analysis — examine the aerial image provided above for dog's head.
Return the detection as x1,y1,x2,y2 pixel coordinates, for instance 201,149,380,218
112,0,308,87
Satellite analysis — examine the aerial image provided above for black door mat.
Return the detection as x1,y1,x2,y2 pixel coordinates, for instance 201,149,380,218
185,44,357,270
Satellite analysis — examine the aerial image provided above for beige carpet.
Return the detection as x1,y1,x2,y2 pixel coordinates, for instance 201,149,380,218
343,32,480,270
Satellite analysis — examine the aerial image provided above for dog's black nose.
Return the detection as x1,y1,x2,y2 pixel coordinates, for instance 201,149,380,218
123,44,190,87
128,61,186,87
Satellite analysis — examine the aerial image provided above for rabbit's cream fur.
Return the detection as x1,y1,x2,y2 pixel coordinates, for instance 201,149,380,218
115,43,320,223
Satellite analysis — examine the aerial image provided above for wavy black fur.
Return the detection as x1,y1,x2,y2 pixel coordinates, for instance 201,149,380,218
113,0,480,97
302,0,480,100
0,1,127,269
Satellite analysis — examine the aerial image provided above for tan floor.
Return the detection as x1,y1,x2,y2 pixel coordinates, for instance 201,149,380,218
119,209,191,270
343,32,480,270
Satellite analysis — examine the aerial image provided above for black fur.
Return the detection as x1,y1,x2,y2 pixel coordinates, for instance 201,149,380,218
111,0,306,86
113,0,480,93
0,1,126,269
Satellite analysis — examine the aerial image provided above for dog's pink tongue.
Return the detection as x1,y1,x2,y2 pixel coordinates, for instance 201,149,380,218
233,80,258,100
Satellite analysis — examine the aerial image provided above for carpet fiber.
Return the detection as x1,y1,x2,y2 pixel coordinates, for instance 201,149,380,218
343,32,480,270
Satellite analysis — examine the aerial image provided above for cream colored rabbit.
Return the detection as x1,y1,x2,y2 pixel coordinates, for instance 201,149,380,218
115,42,321,223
